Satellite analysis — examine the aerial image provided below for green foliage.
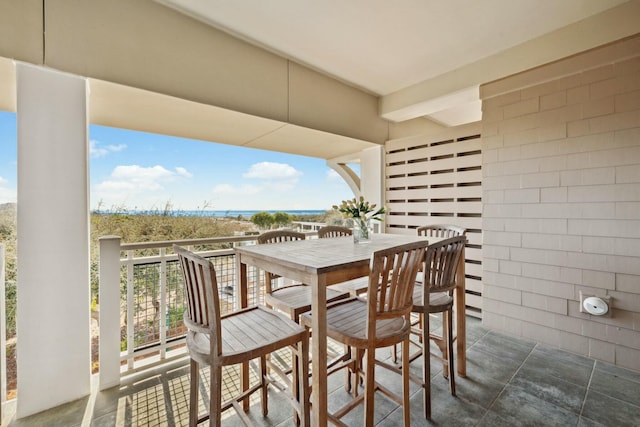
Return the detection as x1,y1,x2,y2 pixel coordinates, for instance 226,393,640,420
250,211,274,229
0,204,16,338
0,202,336,342
90,207,256,304
273,212,292,227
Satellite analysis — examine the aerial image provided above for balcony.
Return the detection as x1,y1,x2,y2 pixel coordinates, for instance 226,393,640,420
2,234,639,425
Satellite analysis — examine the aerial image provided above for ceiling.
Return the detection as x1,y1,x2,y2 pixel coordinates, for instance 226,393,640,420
156,0,628,125
1,1,633,161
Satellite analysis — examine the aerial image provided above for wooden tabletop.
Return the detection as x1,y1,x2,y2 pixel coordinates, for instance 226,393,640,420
236,233,432,277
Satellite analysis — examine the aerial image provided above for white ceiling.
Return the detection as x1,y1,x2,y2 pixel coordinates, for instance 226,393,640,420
157,0,628,125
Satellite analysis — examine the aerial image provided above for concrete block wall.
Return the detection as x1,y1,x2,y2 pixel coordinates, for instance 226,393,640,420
480,35,640,372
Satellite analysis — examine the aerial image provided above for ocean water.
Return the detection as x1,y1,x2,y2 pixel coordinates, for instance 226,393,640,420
181,210,326,218
93,209,327,218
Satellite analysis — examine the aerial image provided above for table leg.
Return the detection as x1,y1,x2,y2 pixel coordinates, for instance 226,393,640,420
455,245,467,377
311,276,328,427
237,257,250,411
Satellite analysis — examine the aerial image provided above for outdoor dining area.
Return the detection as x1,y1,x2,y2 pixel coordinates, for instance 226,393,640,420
1,2,639,426
4,223,639,427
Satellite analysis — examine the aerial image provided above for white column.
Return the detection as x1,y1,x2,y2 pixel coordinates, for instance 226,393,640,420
360,145,385,233
16,64,90,417
360,145,384,210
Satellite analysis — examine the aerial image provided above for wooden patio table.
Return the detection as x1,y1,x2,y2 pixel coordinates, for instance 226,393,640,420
235,233,466,426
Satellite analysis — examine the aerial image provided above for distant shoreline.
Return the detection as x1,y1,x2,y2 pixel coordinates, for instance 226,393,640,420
91,209,327,218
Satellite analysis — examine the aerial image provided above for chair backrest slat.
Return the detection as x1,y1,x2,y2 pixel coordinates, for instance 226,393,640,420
174,244,223,355
423,236,466,299
257,230,306,291
367,240,428,334
417,224,466,238
318,225,352,238
257,230,306,244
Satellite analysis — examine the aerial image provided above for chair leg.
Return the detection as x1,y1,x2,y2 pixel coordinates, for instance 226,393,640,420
210,365,223,427
344,345,352,393
261,356,268,416
298,334,311,427
402,336,411,427
446,308,456,396
442,311,449,379
189,359,199,427
354,348,365,397
423,312,431,419
364,348,376,427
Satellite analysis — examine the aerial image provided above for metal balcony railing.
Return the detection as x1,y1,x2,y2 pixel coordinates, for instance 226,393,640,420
0,243,5,415
98,232,318,390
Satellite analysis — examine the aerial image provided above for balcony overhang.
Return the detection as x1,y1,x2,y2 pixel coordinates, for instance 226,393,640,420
0,61,378,160
88,78,378,160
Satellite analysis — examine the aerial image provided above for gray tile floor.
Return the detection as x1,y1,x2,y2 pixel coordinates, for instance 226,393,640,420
3,315,640,426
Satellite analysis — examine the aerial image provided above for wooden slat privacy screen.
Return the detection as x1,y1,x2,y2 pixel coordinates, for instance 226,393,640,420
384,124,483,317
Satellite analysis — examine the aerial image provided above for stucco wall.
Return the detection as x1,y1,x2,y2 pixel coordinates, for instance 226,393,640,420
480,35,640,372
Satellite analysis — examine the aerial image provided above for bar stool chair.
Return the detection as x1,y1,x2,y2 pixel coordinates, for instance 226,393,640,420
174,244,310,427
396,225,467,361
257,230,350,322
415,224,466,374
406,236,466,419
301,240,429,427
317,226,369,297
257,230,351,390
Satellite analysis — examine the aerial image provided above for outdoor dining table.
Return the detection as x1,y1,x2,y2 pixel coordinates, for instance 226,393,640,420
235,233,467,426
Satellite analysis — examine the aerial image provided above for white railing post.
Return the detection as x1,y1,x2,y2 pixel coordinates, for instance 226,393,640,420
99,236,122,390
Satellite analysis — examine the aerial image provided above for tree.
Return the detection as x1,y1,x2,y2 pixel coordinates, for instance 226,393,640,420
250,211,274,229
273,212,292,228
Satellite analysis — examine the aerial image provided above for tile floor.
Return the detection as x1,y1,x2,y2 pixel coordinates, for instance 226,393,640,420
2,315,639,426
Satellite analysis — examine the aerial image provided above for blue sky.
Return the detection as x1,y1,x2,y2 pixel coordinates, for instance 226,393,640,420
0,111,356,211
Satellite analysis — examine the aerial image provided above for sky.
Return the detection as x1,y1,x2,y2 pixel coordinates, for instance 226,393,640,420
0,111,357,211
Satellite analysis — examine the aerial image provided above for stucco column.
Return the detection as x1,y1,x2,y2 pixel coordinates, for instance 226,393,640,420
16,64,90,417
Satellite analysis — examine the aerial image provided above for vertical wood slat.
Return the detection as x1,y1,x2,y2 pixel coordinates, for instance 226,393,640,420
385,124,483,316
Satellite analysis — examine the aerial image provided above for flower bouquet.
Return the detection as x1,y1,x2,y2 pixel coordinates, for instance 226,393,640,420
333,197,386,243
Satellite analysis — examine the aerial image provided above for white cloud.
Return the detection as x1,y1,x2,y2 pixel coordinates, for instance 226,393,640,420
95,165,192,194
212,183,261,195
243,162,302,180
235,162,302,194
0,177,16,204
175,167,193,178
90,140,127,158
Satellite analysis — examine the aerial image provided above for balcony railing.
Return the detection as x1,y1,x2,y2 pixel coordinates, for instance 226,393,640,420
0,243,6,413
98,232,317,390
